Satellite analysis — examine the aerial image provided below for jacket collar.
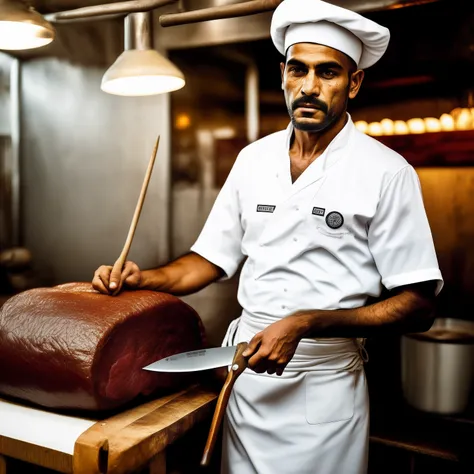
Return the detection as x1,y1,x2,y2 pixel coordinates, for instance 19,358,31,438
277,113,355,198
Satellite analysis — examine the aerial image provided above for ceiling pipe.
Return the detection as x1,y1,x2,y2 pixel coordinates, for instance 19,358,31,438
42,0,443,25
160,0,282,27
159,0,443,27
44,0,177,22
374,0,445,10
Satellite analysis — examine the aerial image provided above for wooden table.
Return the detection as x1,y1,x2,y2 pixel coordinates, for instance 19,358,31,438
0,384,218,474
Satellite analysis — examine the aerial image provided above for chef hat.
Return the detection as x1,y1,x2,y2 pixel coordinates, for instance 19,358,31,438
270,0,390,69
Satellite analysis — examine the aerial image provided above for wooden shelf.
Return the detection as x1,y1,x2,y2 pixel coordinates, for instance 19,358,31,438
374,130,474,167
369,400,474,466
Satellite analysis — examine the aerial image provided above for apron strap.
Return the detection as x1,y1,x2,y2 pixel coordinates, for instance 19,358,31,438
222,318,369,373
221,317,241,347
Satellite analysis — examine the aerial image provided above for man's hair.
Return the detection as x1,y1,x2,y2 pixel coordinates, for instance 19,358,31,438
347,57,357,79
347,57,357,75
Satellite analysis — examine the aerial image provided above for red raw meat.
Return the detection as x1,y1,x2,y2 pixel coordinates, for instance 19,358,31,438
0,282,206,411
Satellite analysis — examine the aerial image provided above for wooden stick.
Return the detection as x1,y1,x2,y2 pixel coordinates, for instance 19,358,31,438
201,342,248,467
110,136,160,291
0,454,6,474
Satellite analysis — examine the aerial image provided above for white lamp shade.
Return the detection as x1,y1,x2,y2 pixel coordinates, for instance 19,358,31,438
101,49,185,96
0,0,54,50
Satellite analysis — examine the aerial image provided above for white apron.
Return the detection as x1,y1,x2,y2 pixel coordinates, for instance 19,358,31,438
220,315,370,474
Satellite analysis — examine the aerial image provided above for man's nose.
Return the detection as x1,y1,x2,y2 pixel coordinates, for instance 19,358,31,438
301,71,320,96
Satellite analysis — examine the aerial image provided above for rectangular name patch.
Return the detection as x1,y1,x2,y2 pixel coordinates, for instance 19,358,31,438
256,204,276,213
312,207,325,217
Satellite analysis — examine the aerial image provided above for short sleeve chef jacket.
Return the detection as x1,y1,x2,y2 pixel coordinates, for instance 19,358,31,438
191,115,443,330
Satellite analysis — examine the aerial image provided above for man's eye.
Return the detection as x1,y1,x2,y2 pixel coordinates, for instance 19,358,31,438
289,66,305,74
321,71,337,79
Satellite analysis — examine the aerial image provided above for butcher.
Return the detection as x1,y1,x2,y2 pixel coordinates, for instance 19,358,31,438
93,0,443,472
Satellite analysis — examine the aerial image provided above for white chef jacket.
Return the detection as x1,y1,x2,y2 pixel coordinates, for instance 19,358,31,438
190,114,443,473
191,114,443,325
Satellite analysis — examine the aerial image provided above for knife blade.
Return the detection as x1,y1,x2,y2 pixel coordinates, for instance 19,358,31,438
143,345,238,372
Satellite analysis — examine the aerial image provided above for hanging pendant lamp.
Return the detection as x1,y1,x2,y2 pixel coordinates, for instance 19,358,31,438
0,0,55,50
101,11,185,96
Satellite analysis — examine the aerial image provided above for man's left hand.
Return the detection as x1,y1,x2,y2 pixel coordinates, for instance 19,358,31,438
242,315,306,376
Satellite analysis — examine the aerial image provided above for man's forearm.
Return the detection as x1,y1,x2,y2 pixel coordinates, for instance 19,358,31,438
293,281,437,338
139,252,225,296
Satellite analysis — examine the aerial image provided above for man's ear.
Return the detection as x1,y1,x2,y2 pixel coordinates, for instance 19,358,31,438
280,62,285,90
349,69,365,99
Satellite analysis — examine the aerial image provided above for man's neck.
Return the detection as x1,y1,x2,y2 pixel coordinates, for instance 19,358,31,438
290,113,348,162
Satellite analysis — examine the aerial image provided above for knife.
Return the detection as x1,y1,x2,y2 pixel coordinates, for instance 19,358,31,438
143,345,240,373
143,342,249,467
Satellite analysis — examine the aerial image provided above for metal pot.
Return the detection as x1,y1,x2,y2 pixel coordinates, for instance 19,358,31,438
401,318,474,415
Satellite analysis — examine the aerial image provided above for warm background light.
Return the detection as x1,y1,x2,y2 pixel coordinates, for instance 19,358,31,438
175,113,191,130
454,109,472,130
394,120,409,135
213,127,236,139
368,122,383,136
355,120,368,133
380,118,394,135
450,107,463,120
440,113,455,131
424,117,441,133
407,118,426,134
358,106,474,137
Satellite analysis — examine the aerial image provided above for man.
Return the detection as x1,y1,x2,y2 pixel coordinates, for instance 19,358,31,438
93,1,443,472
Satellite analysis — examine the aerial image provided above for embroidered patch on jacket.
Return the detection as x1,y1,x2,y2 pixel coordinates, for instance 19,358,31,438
326,211,344,229
312,207,325,217
256,204,276,213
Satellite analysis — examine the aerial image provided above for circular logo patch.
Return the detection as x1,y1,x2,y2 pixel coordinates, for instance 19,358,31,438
326,211,344,229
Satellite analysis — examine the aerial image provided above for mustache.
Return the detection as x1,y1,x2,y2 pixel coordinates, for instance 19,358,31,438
292,97,328,114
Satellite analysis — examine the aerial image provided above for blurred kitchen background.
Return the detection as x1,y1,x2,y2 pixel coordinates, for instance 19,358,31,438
1,0,474,473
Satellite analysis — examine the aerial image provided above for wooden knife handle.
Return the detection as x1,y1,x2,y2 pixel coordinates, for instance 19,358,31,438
200,342,248,467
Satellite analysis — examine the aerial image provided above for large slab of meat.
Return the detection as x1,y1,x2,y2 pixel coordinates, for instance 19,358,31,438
0,282,206,412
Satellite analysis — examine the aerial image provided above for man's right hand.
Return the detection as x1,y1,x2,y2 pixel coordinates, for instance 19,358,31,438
92,261,142,295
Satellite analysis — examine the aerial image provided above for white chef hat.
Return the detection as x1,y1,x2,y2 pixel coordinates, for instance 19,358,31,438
270,0,390,69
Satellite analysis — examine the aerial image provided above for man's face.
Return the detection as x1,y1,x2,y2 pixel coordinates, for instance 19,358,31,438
280,43,364,132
